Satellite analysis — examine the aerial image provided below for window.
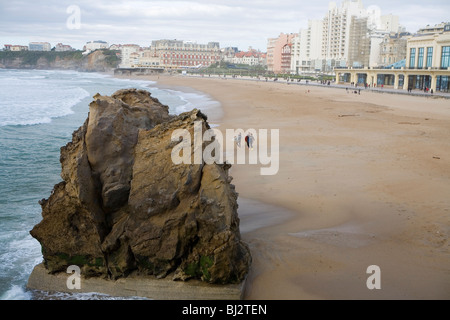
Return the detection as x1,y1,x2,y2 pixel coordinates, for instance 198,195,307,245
441,46,450,69
409,48,416,68
426,47,433,68
417,48,424,69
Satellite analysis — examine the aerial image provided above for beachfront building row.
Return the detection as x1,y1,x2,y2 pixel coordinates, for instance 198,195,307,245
335,23,450,92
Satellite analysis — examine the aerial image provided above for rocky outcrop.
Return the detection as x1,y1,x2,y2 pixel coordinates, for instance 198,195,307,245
30,89,251,284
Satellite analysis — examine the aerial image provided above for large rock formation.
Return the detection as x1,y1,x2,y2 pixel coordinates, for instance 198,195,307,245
30,89,251,284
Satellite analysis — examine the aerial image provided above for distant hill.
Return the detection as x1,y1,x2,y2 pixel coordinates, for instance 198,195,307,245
0,49,120,72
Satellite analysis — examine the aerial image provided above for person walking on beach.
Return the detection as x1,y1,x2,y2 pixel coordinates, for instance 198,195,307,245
234,133,242,148
245,133,254,150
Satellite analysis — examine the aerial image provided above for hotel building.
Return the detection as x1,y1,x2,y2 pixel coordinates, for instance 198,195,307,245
149,40,221,69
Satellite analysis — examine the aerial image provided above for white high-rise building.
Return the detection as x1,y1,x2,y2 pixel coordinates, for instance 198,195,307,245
291,20,323,73
322,0,366,63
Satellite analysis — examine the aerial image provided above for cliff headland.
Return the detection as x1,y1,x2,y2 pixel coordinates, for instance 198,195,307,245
0,49,120,72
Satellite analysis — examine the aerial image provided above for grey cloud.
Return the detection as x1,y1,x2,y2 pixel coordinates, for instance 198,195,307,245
1,0,449,51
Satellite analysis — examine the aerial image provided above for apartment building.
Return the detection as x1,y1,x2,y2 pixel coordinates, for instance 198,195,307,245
267,33,297,73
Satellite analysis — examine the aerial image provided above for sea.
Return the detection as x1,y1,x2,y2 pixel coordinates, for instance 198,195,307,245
0,69,221,300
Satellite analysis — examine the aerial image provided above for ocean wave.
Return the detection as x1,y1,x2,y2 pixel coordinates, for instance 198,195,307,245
107,76,156,89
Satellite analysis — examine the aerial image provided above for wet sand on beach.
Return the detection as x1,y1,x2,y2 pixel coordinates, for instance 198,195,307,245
117,74,450,300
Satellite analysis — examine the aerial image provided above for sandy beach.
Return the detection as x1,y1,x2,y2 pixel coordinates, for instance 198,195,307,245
116,73,449,300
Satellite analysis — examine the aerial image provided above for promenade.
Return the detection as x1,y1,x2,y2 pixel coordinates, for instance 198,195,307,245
184,73,450,99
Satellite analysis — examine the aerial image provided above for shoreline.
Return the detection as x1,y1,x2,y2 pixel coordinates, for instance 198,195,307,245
113,73,450,299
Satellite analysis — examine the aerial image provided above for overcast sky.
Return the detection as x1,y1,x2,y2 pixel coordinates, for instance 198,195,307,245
1,0,449,51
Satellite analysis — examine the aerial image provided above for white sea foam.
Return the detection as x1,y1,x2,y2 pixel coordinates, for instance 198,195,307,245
0,285,33,300
29,290,150,300
0,70,90,126
161,88,222,122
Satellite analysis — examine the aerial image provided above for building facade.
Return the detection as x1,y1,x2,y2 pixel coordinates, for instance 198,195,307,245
120,44,142,68
406,23,450,91
347,16,371,68
84,40,109,52
291,20,324,73
267,33,297,73
322,0,366,64
29,42,51,51
378,32,409,67
55,43,74,52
